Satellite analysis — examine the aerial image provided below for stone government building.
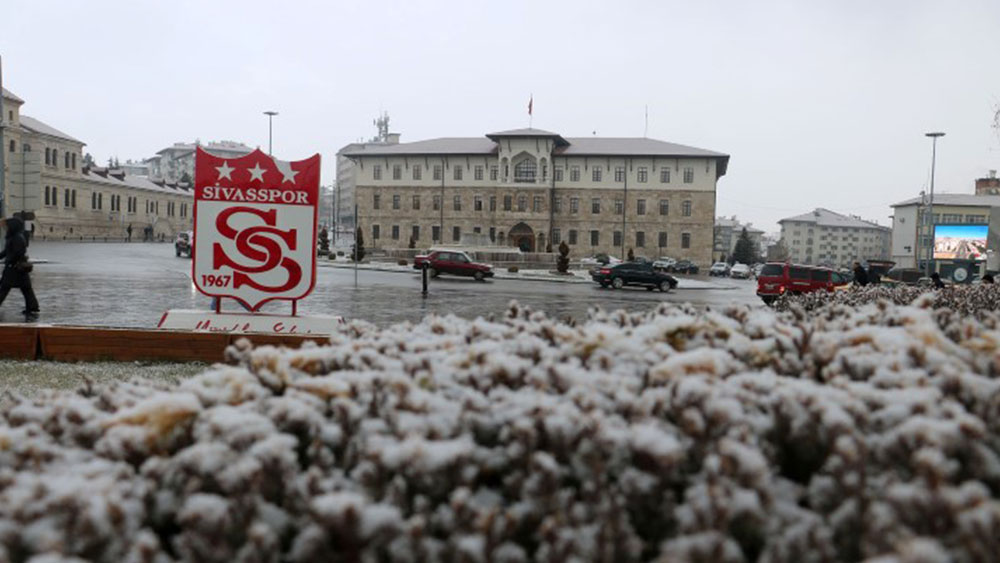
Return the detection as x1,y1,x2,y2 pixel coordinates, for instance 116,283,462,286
2,87,193,241
341,128,729,266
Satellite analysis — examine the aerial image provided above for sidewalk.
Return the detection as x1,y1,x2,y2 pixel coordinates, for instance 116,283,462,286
318,260,735,290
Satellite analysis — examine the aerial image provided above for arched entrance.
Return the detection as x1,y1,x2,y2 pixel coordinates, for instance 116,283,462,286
509,222,535,252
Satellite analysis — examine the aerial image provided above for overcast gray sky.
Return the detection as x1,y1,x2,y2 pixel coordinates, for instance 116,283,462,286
3,0,999,233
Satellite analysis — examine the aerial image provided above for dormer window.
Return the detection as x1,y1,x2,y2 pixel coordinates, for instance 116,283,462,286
514,159,536,183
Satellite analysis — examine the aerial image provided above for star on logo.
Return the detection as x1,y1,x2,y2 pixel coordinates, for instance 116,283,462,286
215,161,235,181
273,159,300,184
247,163,267,183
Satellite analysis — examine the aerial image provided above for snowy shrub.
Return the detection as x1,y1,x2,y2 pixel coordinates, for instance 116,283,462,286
1,299,999,561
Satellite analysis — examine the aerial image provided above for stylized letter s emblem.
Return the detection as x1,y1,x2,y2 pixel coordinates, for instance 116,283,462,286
212,206,302,292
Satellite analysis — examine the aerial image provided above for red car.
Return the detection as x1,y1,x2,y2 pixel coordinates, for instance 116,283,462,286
756,262,849,304
413,250,494,281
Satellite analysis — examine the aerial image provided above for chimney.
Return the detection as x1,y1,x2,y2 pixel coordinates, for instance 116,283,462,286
386,133,401,145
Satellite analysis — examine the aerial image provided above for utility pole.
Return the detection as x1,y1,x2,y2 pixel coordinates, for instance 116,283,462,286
263,111,278,156
925,132,945,276
622,158,628,261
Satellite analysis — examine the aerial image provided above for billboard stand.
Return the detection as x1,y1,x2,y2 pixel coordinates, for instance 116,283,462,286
160,148,341,334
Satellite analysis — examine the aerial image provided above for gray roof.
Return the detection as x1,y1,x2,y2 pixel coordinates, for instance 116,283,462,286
342,134,730,174
19,115,84,144
1,87,23,104
779,208,888,230
486,128,569,146
82,168,193,196
715,217,763,232
891,193,1000,208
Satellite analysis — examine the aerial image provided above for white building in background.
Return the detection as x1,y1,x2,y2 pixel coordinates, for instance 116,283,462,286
890,193,998,269
713,216,763,261
145,140,254,183
778,208,890,268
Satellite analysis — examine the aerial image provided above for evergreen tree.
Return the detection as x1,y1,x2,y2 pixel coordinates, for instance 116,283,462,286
733,227,755,265
557,241,570,273
318,227,330,256
352,227,366,262
768,238,790,261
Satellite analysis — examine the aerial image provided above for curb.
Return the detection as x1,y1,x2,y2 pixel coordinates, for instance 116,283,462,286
317,261,735,290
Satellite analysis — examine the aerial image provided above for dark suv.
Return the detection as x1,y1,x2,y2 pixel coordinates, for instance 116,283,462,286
592,262,678,292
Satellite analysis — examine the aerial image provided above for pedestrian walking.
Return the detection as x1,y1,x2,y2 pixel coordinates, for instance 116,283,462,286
852,262,869,286
0,217,40,318
931,272,945,289
126,223,133,242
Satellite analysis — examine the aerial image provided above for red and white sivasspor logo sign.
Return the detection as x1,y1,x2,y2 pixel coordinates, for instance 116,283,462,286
193,147,321,311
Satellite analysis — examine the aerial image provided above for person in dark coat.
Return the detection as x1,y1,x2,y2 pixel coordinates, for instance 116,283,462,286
852,262,869,286
126,223,133,242
0,217,40,317
931,272,945,289
982,273,994,284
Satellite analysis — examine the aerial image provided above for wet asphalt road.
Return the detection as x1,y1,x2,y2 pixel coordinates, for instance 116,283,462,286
0,242,760,327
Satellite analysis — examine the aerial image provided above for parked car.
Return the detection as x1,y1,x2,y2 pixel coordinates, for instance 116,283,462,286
591,262,678,292
752,263,765,278
730,263,751,279
580,253,623,268
671,260,700,275
175,231,193,258
652,257,676,271
413,250,494,281
709,262,730,277
756,262,849,304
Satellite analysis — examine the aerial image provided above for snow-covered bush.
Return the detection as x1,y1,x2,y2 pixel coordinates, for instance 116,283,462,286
1,299,999,562
774,283,1000,319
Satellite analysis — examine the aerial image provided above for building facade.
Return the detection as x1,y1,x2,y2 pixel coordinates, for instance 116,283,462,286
146,140,253,183
890,194,998,269
343,128,729,265
1,87,193,240
975,170,1000,195
713,216,763,262
778,208,890,268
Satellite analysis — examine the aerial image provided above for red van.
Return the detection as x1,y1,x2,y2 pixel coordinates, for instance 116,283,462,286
756,262,849,304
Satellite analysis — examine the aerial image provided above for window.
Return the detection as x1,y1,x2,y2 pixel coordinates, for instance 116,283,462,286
504,195,512,211
552,229,561,245
473,227,481,234
659,200,669,215
8,140,14,153
614,199,623,214
432,225,441,242
490,166,498,181
475,166,484,181
615,167,625,182
682,200,692,217
569,230,578,245
636,232,645,248
658,232,668,248
942,213,962,223
391,225,400,240
517,195,527,212
453,226,461,242
44,186,50,206
372,225,380,239
373,165,382,180
454,166,463,181
590,230,600,246
44,148,50,165
533,196,543,213
514,160,536,183
474,196,483,211
489,196,497,211
592,166,602,182
373,194,381,210
433,195,441,211
91,192,97,210
392,165,402,180
613,231,623,247
660,168,670,183
570,197,579,214
553,197,562,213
489,227,496,242
71,190,76,208
683,167,694,183
412,225,420,241
433,165,443,181
966,214,987,224
637,199,646,215
413,165,422,180
591,198,600,214
570,166,580,182
541,162,548,181
65,189,71,207
454,195,461,211
554,167,564,182
413,195,420,210
637,167,648,183
682,233,691,249
392,194,400,210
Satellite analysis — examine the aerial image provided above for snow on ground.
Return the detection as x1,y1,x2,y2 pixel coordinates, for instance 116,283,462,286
1,289,1000,561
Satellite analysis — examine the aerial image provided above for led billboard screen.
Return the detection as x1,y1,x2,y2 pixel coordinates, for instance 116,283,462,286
933,224,988,261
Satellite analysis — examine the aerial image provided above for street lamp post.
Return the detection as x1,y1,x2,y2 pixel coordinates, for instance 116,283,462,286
263,111,278,156
925,131,945,276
